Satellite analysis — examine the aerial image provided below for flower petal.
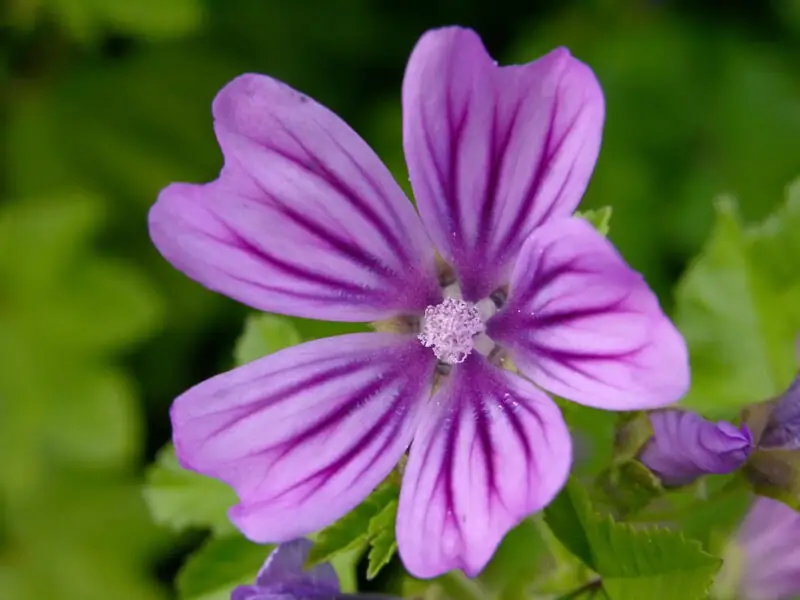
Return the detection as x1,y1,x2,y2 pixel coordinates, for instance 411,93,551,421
739,498,800,600
488,218,689,410
255,539,339,593
402,27,604,300
396,355,571,578
171,333,435,541
150,74,440,322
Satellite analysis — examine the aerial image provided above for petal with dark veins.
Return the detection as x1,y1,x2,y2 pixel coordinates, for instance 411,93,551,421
403,27,604,300
396,355,570,578
171,333,435,542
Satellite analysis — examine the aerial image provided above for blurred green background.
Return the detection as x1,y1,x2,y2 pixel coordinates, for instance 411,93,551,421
1,0,798,598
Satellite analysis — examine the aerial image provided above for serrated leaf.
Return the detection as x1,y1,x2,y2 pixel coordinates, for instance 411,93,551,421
307,481,399,567
142,443,237,535
675,190,800,417
576,206,613,237
366,500,397,580
545,479,721,600
234,313,302,367
177,534,271,600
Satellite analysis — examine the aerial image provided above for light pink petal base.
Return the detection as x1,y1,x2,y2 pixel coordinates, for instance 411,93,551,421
171,333,435,541
396,355,571,578
403,27,604,300
489,218,689,410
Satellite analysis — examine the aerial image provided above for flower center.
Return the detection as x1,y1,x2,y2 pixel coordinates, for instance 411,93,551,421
418,297,485,364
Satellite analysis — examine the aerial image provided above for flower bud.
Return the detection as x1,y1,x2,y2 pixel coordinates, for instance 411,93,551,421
232,539,398,600
639,409,753,487
758,374,800,450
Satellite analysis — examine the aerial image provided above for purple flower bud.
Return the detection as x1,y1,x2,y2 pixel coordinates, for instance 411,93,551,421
736,497,800,600
639,409,754,486
759,374,800,450
231,539,397,600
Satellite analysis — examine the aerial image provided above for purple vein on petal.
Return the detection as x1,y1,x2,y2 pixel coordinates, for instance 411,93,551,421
519,296,633,330
491,89,561,258
213,215,373,297
272,122,416,263
439,70,471,250
490,217,688,410
246,177,397,279
173,333,436,541
199,362,362,444
319,126,416,253
474,92,524,253
270,389,411,505
396,355,569,578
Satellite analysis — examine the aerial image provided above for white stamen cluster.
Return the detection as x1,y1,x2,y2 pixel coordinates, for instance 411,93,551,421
418,297,485,364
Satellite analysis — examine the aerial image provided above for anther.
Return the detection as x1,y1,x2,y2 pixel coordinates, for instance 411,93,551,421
418,298,485,365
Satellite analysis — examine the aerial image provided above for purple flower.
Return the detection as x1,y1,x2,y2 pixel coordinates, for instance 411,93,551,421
736,497,800,600
759,374,800,450
639,410,753,487
232,538,393,600
149,27,689,577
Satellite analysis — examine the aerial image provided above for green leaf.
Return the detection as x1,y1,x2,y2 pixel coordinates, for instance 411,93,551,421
1,475,166,600
0,195,163,357
673,476,751,553
34,0,205,43
143,443,237,535
594,460,664,518
674,193,800,416
478,518,550,598
234,313,302,367
545,479,721,600
366,500,398,580
45,367,142,470
576,206,613,236
557,400,617,476
543,481,596,568
177,534,272,600
95,0,205,39
307,480,399,567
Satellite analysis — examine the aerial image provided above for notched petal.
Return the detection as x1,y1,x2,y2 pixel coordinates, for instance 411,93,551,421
396,356,571,578
488,218,689,410
171,333,435,542
150,73,440,322
403,27,605,300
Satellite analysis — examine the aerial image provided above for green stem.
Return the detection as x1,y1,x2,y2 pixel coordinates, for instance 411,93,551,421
438,571,488,600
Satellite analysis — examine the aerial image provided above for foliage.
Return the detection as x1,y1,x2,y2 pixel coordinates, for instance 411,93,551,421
2,0,800,599
675,184,800,417
544,480,721,600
